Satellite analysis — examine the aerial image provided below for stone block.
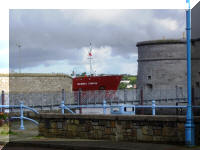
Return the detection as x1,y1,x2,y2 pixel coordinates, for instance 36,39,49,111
50,122,57,128
177,123,185,131
67,124,77,132
79,126,86,132
110,121,116,128
66,120,70,124
131,129,137,137
115,133,123,141
74,119,79,125
126,129,132,134
57,122,63,129
142,126,153,136
105,128,112,135
92,121,99,126
136,129,143,141
111,128,117,133
153,129,162,136
79,132,88,139
125,121,132,129
106,121,111,127
162,127,177,137
153,136,162,142
98,120,106,126
110,135,116,141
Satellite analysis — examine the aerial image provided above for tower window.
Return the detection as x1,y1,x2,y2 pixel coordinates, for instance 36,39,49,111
196,82,200,87
146,84,153,90
147,76,151,80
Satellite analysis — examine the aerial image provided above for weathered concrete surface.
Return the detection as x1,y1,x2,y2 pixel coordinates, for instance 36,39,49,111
38,114,200,144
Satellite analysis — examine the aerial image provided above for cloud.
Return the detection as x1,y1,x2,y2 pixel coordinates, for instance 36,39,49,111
155,18,178,31
9,9,185,74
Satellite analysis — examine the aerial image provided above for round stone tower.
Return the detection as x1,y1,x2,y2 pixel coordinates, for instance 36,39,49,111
136,39,187,101
136,38,200,102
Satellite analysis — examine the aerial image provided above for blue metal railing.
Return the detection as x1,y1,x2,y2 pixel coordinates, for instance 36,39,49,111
0,102,39,130
60,100,200,116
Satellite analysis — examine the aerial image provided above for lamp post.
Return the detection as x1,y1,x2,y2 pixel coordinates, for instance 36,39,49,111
185,0,195,146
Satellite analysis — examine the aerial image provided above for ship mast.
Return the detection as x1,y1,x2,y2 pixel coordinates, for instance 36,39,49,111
88,43,93,76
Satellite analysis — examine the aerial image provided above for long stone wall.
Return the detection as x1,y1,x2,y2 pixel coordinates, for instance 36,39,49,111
38,114,200,144
0,73,73,106
0,73,72,93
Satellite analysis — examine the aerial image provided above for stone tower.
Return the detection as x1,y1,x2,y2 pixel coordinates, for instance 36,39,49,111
136,39,200,102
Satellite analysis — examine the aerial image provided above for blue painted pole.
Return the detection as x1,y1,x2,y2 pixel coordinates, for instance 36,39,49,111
20,101,24,130
185,0,195,146
152,100,156,116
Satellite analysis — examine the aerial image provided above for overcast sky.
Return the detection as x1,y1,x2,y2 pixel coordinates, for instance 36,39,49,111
9,9,186,75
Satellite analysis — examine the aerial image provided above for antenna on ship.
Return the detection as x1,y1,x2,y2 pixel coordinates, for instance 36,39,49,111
88,43,93,76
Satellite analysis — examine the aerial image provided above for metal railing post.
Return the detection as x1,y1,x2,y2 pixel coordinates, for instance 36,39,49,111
61,101,65,114
20,101,24,130
103,100,106,114
152,100,156,116
133,105,136,115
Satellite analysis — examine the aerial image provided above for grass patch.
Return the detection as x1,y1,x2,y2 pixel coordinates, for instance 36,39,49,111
0,130,18,135
0,124,9,136
33,135,44,139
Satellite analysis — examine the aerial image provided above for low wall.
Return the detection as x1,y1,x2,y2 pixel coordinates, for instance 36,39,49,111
38,114,200,144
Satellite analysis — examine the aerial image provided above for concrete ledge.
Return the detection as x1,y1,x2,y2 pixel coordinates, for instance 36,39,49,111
38,113,200,122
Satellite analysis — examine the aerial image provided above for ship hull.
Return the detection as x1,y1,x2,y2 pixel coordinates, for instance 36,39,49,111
73,75,122,91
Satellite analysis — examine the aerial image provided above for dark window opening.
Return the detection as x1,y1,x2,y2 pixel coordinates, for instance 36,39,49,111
146,84,153,90
196,82,200,87
148,76,151,80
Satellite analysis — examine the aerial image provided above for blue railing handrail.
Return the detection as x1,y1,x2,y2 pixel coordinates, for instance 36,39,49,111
60,100,200,116
0,102,39,130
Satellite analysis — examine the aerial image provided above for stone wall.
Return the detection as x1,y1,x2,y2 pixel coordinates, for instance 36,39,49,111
0,73,73,106
0,73,72,93
39,114,200,144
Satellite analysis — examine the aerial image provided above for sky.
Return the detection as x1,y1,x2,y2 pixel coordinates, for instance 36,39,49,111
8,9,186,75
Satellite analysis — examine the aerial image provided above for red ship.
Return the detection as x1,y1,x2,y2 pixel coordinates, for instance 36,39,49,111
73,75,122,91
72,43,122,92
